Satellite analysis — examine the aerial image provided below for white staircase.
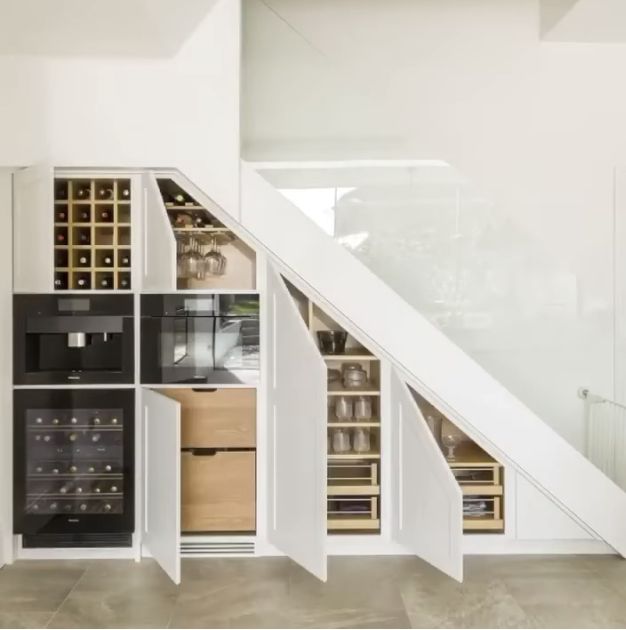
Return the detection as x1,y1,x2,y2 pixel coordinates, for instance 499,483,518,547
235,161,626,557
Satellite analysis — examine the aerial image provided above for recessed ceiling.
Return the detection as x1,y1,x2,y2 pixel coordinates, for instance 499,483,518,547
0,0,219,56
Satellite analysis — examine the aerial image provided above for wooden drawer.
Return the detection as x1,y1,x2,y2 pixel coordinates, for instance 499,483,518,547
181,450,256,532
327,496,379,531
463,495,504,533
328,462,379,496
166,388,256,448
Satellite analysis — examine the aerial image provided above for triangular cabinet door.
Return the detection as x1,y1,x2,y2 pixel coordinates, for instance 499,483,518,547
14,164,54,292
390,369,464,581
141,172,176,291
267,264,328,581
142,388,181,584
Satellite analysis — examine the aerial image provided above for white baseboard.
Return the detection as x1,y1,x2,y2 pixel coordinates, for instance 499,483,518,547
463,537,615,555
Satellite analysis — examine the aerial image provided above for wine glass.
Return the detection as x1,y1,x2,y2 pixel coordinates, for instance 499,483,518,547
441,433,459,461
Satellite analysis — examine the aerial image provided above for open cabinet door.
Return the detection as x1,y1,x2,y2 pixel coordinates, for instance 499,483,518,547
13,164,54,292
267,264,327,581
143,389,181,584
391,369,464,581
141,173,176,291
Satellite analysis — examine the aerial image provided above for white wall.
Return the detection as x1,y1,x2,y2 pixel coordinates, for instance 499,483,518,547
0,170,12,566
0,0,241,218
242,0,626,451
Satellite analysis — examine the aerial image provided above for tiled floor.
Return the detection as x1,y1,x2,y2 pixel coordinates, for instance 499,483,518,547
0,555,625,628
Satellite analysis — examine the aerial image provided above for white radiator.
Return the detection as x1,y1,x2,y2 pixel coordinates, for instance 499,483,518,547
582,389,626,491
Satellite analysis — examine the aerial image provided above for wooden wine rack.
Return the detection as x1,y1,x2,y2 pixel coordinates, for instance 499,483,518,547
53,178,132,291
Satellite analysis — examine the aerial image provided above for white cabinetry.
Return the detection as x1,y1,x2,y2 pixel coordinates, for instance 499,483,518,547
13,164,54,292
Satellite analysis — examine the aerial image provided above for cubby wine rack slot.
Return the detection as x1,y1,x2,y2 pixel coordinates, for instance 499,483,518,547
53,178,132,291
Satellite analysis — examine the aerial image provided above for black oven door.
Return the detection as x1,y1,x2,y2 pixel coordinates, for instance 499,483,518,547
140,294,260,385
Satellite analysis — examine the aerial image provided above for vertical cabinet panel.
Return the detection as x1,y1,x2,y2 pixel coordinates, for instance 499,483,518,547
143,389,181,584
391,370,463,582
13,164,54,292
141,173,176,291
267,264,327,581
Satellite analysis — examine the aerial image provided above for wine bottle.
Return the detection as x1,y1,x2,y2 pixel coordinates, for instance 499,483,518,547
120,185,130,199
50,502,58,511
76,184,91,199
110,417,119,425
100,278,111,288
54,278,64,289
56,209,67,222
94,486,101,494
120,253,130,266
104,464,112,472
97,186,113,200
104,504,112,512
35,466,43,473
56,231,66,244
99,209,111,222
103,255,113,266
110,484,118,493
52,418,59,425
68,433,78,442
91,433,101,443
93,417,101,425
79,209,90,222
69,465,77,473
35,417,43,424
78,230,90,244
120,277,130,289
76,486,83,494
88,466,95,473
173,192,185,205
70,417,78,424
79,503,87,511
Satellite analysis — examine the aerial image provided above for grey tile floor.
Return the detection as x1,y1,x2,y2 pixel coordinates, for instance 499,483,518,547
0,555,625,628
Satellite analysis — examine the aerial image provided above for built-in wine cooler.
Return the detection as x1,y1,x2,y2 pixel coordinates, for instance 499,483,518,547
14,389,134,547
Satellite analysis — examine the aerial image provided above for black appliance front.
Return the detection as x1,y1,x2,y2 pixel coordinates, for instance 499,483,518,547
141,293,260,385
14,389,134,542
14,294,134,384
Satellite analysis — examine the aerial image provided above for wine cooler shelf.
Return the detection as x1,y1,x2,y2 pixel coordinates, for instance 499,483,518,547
53,178,132,290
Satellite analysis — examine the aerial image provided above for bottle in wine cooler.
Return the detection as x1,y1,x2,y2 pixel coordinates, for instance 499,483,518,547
100,277,111,288
104,504,112,512
120,185,130,199
79,503,88,511
69,465,77,473
119,277,130,289
103,255,113,266
91,433,101,443
104,464,112,472
78,255,89,266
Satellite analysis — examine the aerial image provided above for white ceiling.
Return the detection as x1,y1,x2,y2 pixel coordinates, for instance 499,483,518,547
0,0,219,56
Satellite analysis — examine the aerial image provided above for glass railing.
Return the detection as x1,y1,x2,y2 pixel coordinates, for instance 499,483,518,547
257,160,615,454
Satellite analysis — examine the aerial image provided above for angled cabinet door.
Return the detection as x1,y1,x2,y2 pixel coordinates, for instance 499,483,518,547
141,173,176,291
391,369,463,582
14,164,54,292
143,388,181,584
267,264,327,581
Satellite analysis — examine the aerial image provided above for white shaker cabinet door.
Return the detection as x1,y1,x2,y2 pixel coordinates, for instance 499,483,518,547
13,164,54,292
141,172,176,291
142,388,181,584
391,370,464,582
267,264,327,581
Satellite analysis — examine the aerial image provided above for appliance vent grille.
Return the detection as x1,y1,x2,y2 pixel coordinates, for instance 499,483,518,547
180,540,256,557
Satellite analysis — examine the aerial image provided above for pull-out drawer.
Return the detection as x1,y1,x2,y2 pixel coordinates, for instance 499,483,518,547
462,495,503,531
327,496,379,531
165,388,256,448
181,450,256,532
327,462,379,496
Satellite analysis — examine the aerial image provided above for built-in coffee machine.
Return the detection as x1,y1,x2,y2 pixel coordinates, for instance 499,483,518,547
13,294,134,384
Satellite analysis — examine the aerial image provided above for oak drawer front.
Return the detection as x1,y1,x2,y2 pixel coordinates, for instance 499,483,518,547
181,451,256,532
167,388,256,448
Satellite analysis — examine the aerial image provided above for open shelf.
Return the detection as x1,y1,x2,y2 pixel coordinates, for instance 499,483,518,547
412,390,505,535
156,178,257,291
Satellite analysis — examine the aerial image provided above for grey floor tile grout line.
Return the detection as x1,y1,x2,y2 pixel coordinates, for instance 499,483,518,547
44,562,91,629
